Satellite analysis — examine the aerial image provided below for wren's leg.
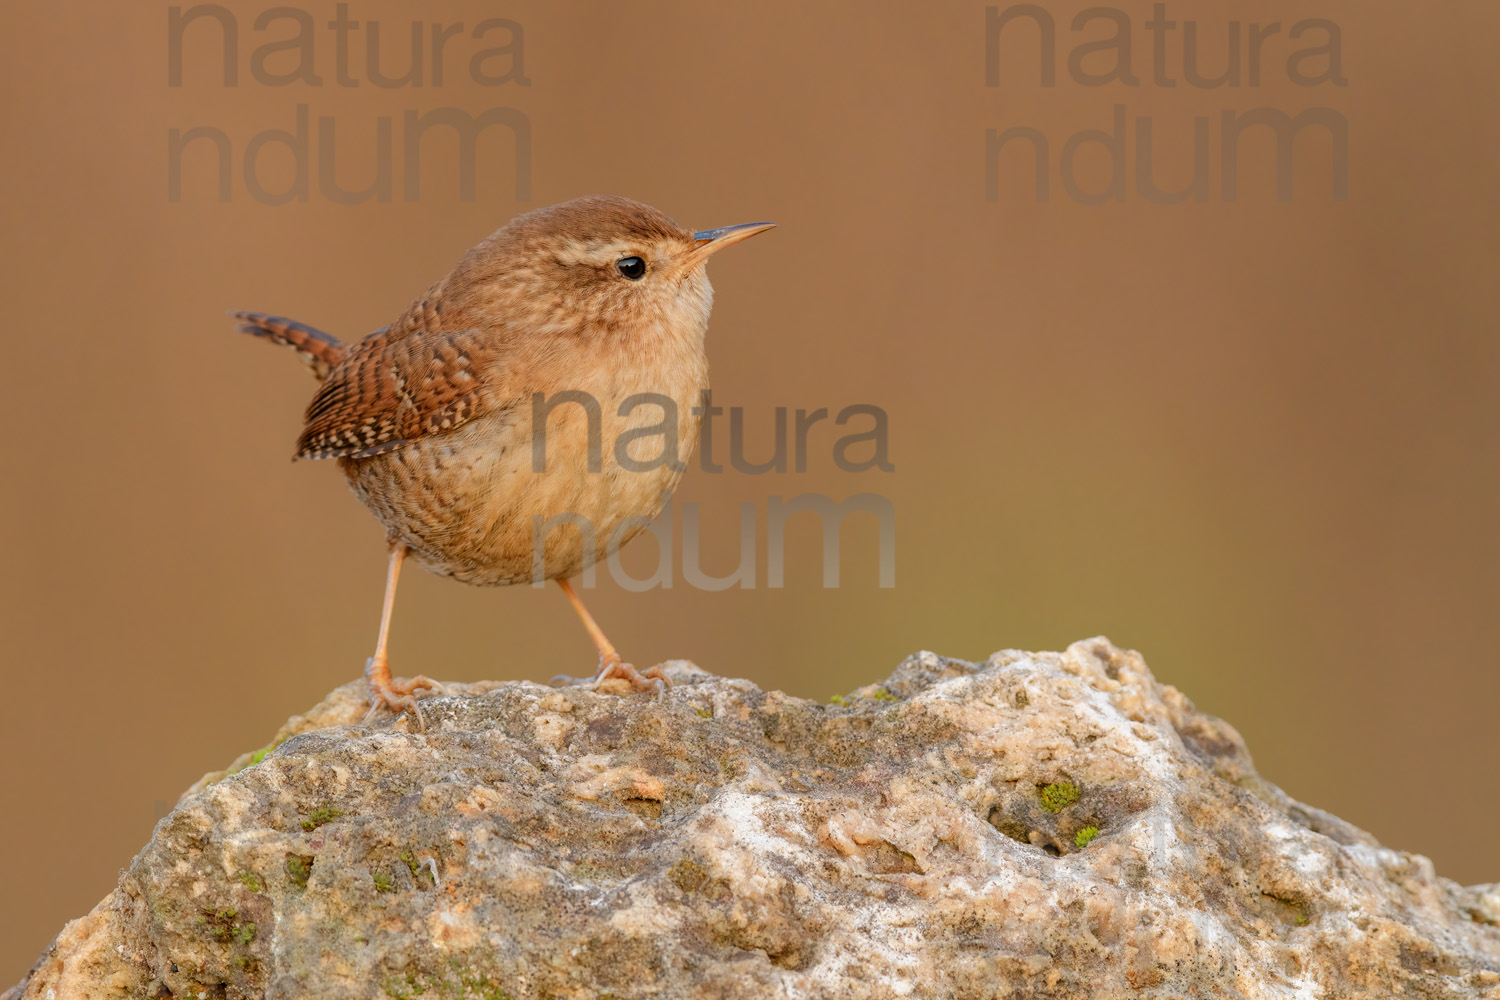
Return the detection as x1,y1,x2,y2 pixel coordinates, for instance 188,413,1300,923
363,542,445,728
555,578,670,697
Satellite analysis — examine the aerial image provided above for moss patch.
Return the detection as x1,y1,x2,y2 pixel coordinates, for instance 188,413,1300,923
1039,782,1081,813
1074,825,1100,849
197,905,256,970
301,805,344,832
382,965,514,999
286,853,314,889
402,850,437,889
222,737,286,779
831,688,900,705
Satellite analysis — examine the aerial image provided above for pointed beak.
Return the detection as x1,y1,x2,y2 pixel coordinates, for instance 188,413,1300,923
690,221,776,262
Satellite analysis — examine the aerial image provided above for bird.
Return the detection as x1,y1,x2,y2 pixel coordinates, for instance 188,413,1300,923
232,195,774,726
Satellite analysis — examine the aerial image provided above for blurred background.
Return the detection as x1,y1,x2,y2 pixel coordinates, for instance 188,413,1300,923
3,0,1497,978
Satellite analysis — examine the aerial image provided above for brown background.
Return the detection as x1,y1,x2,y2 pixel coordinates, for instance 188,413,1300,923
3,0,1497,979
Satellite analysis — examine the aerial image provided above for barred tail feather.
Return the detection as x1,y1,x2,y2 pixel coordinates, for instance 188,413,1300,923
230,310,345,381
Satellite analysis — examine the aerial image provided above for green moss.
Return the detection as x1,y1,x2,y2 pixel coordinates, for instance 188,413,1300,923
301,805,344,832
237,870,263,893
832,689,899,705
286,853,313,889
402,849,437,888
222,737,285,779
382,967,514,999
199,906,255,952
697,706,712,719
468,975,514,1000
1074,825,1100,848
382,975,421,999
373,870,395,893
1039,782,1081,813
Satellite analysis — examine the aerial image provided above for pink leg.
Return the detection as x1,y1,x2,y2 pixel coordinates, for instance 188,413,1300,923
362,544,445,729
555,578,671,698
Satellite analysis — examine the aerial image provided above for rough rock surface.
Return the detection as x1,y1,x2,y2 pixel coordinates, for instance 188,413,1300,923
7,639,1500,999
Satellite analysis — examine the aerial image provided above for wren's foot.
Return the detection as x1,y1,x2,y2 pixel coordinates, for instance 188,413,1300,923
363,659,446,730
595,653,671,699
552,579,670,699
551,654,671,699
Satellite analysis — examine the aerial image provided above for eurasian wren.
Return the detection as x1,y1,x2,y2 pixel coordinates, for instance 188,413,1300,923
234,196,773,725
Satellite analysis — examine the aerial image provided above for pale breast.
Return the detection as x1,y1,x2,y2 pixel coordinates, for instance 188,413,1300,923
342,353,707,587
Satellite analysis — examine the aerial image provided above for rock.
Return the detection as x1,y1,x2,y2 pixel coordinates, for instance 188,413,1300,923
6,638,1499,999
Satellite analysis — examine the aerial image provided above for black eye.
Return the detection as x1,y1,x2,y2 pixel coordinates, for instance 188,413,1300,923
616,256,646,280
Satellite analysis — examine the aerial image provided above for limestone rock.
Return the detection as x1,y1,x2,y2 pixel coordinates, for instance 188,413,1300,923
7,639,1500,999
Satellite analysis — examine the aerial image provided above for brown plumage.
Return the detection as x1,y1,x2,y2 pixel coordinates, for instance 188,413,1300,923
234,196,774,725
232,312,344,380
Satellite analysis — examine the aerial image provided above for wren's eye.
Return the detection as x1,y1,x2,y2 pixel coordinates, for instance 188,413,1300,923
616,256,646,280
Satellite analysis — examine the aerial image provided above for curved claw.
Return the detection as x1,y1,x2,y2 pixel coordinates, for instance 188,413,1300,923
364,662,443,731
594,654,672,700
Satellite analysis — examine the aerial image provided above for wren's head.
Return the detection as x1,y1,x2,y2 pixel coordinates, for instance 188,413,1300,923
444,195,774,350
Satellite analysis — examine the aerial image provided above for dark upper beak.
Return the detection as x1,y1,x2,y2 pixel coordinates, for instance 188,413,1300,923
690,221,776,261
